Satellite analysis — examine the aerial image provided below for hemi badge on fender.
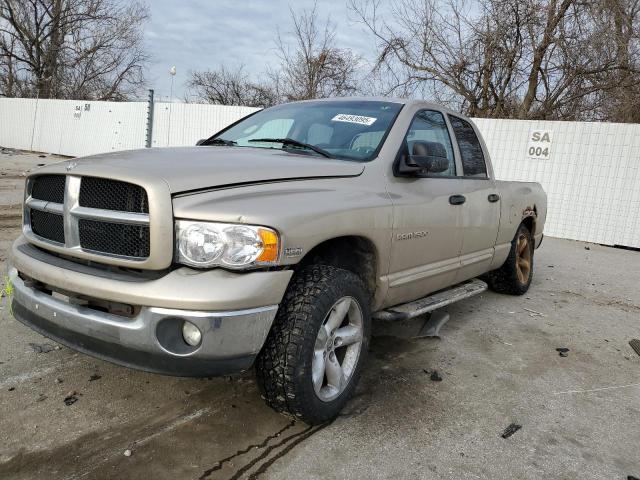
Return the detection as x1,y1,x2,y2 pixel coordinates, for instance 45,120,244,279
284,247,304,257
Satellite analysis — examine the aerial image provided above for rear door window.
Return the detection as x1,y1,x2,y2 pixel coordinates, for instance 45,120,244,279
448,116,488,178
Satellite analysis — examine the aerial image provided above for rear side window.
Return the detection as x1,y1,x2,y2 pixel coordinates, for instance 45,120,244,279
448,116,488,178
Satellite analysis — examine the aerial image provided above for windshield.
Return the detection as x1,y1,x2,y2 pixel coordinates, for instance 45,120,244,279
206,100,403,161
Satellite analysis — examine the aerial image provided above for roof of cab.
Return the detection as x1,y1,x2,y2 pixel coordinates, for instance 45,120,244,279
287,96,467,119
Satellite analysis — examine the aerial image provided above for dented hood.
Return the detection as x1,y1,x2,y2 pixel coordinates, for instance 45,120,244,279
43,146,365,194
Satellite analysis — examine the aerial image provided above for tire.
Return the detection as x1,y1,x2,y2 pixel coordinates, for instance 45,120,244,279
485,223,534,295
255,265,371,425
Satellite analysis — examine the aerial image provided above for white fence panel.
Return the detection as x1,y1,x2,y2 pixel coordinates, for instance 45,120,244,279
151,103,258,148
474,118,640,248
0,98,148,157
1,97,640,247
0,98,39,151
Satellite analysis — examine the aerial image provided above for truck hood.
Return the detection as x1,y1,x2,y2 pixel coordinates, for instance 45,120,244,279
55,146,365,194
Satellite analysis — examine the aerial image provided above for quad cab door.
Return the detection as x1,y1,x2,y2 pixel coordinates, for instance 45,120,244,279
384,109,465,307
447,115,500,282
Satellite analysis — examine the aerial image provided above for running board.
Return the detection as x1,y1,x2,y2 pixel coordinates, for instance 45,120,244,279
373,279,488,322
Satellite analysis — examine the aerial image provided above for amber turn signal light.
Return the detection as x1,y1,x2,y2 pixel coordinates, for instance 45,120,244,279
257,228,279,263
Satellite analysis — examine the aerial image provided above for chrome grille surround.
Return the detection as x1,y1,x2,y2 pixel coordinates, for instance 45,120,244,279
24,175,151,261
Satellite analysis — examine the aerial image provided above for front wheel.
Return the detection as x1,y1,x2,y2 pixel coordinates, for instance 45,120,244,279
255,265,371,425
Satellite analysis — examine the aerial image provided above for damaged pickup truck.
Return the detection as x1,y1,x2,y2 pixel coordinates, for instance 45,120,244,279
9,98,546,424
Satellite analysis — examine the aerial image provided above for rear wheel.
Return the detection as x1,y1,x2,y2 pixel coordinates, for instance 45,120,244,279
485,223,534,295
255,265,370,425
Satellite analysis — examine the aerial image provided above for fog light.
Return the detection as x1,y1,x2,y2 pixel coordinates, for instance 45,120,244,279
182,321,202,346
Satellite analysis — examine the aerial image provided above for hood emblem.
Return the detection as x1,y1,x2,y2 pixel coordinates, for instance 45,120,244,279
66,161,78,171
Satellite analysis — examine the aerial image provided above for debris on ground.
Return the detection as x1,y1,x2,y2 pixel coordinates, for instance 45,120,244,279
89,374,102,382
429,370,443,382
523,308,546,317
629,339,640,357
123,449,132,457
585,245,591,250
556,347,570,357
55,377,63,384
501,423,522,439
63,391,78,406
28,343,56,353
36,394,47,402
8,387,15,392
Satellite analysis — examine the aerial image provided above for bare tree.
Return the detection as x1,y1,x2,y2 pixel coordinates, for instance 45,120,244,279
0,0,149,100
185,65,277,107
273,2,362,101
594,0,640,122
188,3,363,106
351,0,640,121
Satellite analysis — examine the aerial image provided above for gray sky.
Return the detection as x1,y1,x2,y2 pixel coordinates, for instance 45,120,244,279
144,0,379,100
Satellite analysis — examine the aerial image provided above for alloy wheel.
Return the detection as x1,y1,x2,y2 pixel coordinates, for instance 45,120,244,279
311,296,364,402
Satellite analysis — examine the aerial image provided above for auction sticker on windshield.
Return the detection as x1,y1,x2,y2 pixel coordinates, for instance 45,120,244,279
331,114,377,126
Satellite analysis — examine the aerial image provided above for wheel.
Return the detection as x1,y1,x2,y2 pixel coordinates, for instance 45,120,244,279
485,223,534,295
255,265,371,425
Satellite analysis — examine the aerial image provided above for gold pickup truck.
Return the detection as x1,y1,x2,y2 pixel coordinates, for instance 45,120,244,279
8,98,546,424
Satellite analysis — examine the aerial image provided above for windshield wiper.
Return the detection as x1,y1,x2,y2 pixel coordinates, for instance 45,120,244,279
204,138,236,146
248,138,334,158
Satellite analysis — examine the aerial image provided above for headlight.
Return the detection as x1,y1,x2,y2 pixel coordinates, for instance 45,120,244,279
176,220,279,269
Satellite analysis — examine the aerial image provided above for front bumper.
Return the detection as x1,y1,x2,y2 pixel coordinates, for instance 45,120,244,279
10,236,293,310
8,237,293,376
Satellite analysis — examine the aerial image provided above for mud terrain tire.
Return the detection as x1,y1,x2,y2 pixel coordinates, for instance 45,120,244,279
255,265,371,425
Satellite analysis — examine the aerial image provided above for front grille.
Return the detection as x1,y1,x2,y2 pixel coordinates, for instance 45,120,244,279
79,177,148,213
25,175,151,262
31,175,65,203
79,219,150,258
30,210,65,244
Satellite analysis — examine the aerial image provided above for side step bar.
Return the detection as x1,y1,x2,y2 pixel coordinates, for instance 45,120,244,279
373,278,488,322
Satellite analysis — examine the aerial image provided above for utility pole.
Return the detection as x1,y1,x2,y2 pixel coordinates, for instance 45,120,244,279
145,89,154,148
167,66,176,147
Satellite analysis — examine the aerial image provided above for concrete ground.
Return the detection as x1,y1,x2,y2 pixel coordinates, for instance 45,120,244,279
1,150,639,480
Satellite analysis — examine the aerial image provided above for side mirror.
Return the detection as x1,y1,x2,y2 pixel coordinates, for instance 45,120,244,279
406,141,449,174
196,139,207,146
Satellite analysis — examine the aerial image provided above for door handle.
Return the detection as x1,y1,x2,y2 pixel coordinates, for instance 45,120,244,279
449,195,466,205
488,193,500,203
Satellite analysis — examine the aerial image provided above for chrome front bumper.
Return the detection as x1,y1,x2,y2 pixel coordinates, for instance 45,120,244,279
8,265,281,376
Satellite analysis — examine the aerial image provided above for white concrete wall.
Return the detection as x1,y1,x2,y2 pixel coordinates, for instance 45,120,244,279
1,97,639,247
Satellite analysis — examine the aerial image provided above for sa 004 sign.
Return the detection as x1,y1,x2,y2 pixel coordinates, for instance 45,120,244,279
527,130,553,160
